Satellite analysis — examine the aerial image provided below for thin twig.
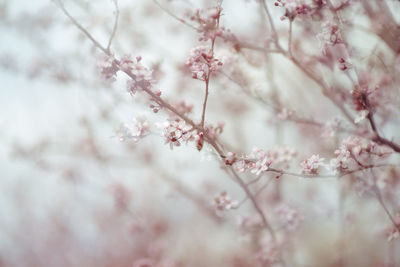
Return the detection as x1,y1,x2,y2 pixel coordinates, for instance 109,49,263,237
371,170,400,234
201,76,210,128
200,2,222,128
228,168,278,242
54,0,109,55
106,0,119,53
268,164,400,179
366,99,400,153
261,0,282,50
236,176,273,208
152,0,198,31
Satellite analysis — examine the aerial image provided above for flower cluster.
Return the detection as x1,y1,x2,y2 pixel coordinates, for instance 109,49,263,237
123,55,157,95
224,152,237,166
275,0,317,21
97,54,118,83
189,6,222,42
186,46,223,80
354,110,369,124
249,149,273,175
301,154,325,174
330,136,390,172
213,191,238,211
203,122,224,141
162,119,198,149
233,146,297,175
116,116,150,142
317,20,344,53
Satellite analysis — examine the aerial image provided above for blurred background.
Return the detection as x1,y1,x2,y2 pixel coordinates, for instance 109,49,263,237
1,0,400,266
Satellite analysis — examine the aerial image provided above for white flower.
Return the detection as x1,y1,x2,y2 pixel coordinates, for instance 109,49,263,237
301,154,324,174
116,116,150,142
354,110,369,124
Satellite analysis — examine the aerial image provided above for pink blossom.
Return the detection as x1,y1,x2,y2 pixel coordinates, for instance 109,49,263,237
251,155,272,175
162,119,197,149
301,154,325,174
186,46,222,80
317,20,343,52
224,151,237,166
233,160,247,173
188,6,223,42
248,148,273,175
354,110,369,124
97,54,118,83
275,0,315,21
125,56,157,95
330,136,391,172
116,116,150,142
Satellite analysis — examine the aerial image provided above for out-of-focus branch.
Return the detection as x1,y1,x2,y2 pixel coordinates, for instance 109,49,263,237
261,0,282,50
53,0,110,55
268,164,400,179
159,172,223,224
361,0,400,54
106,0,119,53
371,171,400,234
366,98,400,153
152,0,198,31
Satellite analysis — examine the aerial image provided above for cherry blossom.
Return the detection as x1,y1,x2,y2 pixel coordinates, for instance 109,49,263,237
301,154,325,174
162,119,197,149
97,53,118,83
116,116,151,142
124,55,157,95
186,46,222,80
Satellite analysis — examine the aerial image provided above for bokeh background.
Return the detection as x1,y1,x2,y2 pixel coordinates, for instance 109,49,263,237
1,0,400,266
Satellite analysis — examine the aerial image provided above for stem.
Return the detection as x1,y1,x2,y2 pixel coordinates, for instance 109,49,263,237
54,0,110,55
261,0,282,50
366,102,400,153
229,169,277,240
201,75,210,128
106,0,119,53
152,0,199,31
160,171,223,224
200,4,220,128
289,56,356,125
371,173,400,234
268,164,400,179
